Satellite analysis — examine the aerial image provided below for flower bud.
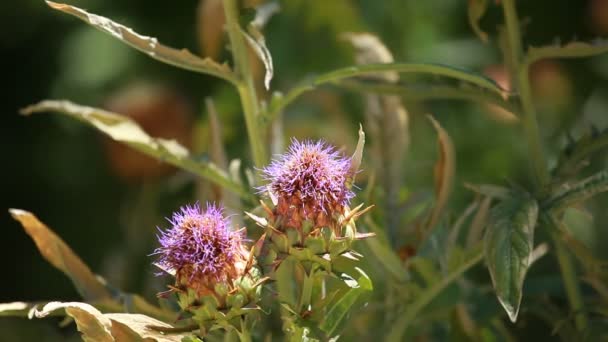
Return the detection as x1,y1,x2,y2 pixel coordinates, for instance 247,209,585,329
153,203,261,332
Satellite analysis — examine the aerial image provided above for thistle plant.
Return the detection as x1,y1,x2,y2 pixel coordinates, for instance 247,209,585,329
153,203,262,340
3,0,608,341
248,138,372,339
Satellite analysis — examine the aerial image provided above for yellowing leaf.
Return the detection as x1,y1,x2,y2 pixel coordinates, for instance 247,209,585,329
45,1,236,84
426,115,455,231
9,209,112,301
20,100,249,199
35,302,113,342
467,0,489,43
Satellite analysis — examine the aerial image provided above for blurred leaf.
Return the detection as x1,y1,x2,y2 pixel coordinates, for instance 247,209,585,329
464,183,510,199
242,26,273,89
387,245,484,342
0,302,41,317
467,0,489,43
544,169,608,213
319,267,372,336
21,100,250,200
554,127,608,179
466,196,492,248
34,302,186,342
45,1,237,84
197,0,225,59
350,125,365,177
526,40,608,65
362,217,408,282
337,80,518,113
35,302,113,342
426,115,455,231
9,209,112,301
484,190,539,322
268,62,508,119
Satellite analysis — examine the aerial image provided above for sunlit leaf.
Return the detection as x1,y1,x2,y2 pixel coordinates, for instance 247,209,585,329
350,125,365,177
21,100,250,200
242,26,273,89
426,115,455,231
467,0,489,43
35,302,113,342
106,313,188,341
0,302,42,318
319,267,372,336
45,1,237,84
484,190,539,322
34,302,186,342
9,209,112,301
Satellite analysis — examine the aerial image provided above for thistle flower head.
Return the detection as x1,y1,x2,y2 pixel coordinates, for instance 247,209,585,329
154,203,247,291
261,139,355,227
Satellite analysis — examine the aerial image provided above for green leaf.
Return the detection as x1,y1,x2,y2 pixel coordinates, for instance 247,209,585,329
386,245,484,342
362,217,408,282
45,1,237,84
554,127,608,178
545,170,608,213
267,62,508,119
9,209,112,301
484,190,539,322
319,267,372,336
526,40,608,65
20,100,250,200
336,79,518,114
467,0,489,43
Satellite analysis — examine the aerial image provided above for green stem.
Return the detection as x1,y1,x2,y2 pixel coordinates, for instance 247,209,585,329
501,0,549,188
386,246,484,342
222,0,267,170
549,218,589,332
502,0,587,333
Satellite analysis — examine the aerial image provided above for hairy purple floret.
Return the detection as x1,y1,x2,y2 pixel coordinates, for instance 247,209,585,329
154,203,245,286
261,139,355,217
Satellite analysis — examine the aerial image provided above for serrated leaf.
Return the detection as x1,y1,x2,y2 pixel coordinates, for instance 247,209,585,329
526,40,608,65
545,169,608,212
20,100,249,199
319,267,372,336
9,209,112,301
426,115,455,231
45,1,236,84
484,191,539,322
467,0,489,43
554,128,608,178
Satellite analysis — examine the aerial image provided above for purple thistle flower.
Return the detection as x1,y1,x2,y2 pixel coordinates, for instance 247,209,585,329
154,203,247,289
261,139,355,227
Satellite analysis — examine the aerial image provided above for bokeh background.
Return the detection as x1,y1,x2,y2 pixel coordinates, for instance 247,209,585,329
1,0,608,339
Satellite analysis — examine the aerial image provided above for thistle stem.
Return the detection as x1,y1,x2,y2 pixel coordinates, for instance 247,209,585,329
501,0,549,188
222,0,267,171
501,0,588,332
